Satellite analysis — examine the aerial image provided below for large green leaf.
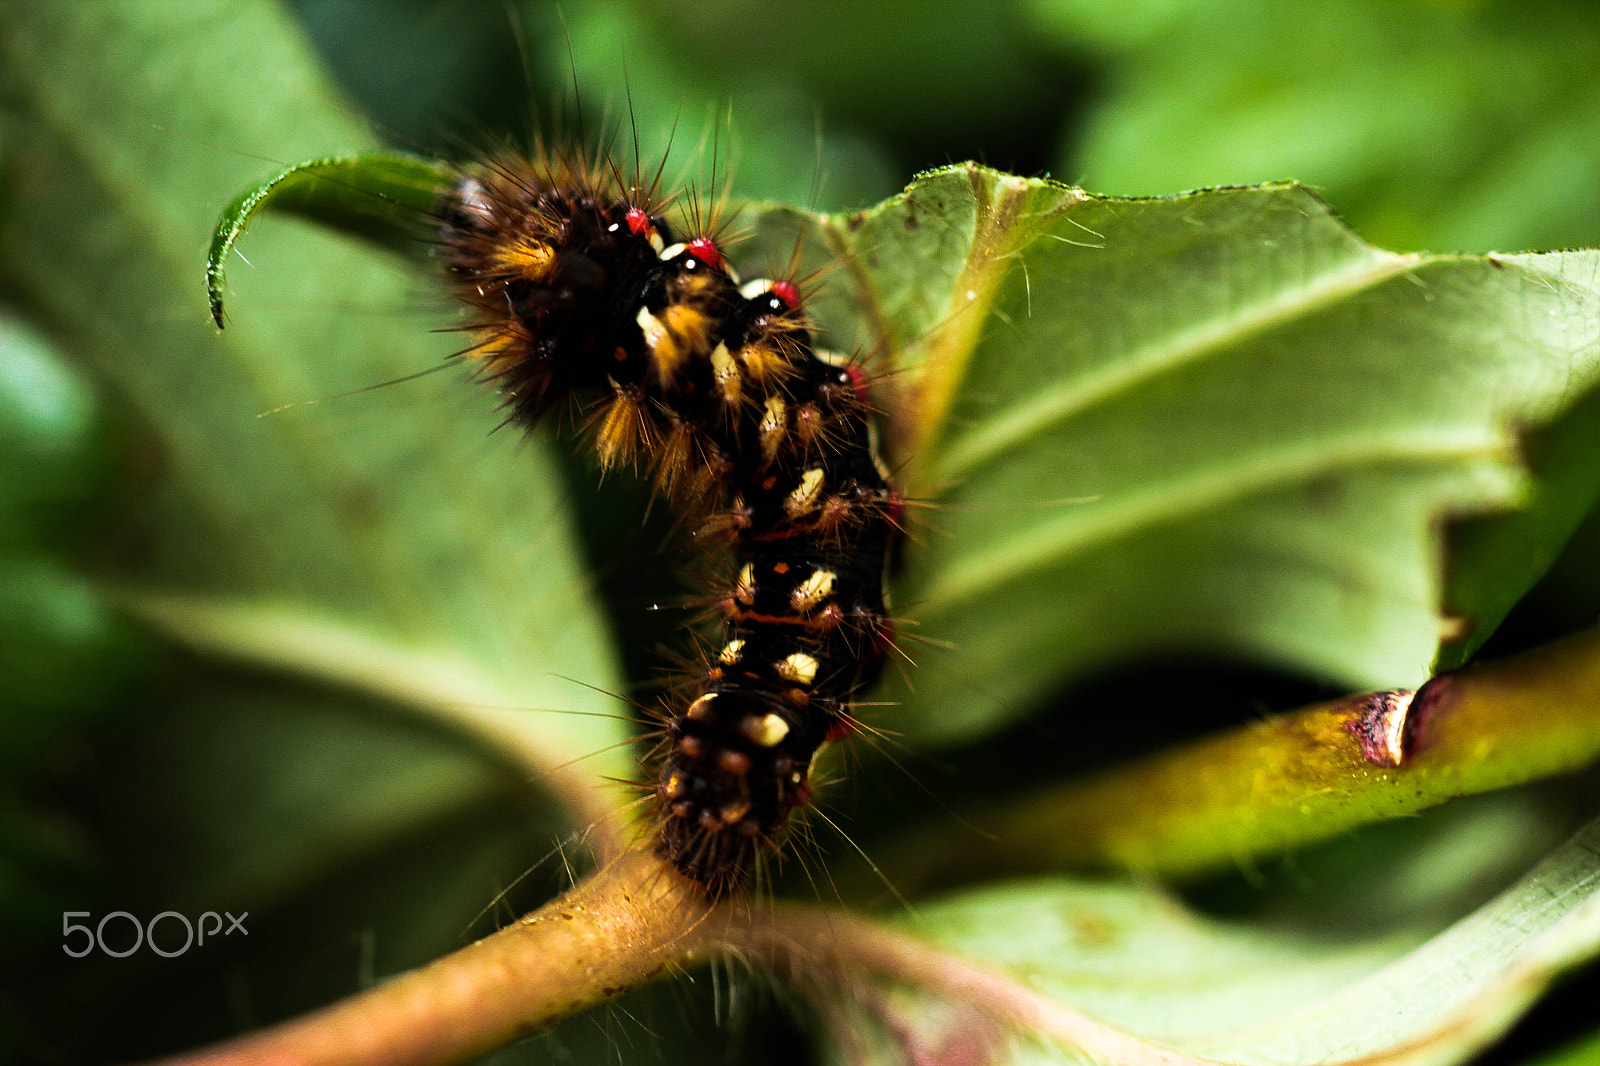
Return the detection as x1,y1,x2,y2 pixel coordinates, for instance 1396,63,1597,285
0,0,629,907
777,168,1600,746
830,805,1600,1066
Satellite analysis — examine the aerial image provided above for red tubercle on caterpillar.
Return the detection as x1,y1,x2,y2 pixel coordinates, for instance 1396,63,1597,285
814,602,849,633
844,363,873,406
625,207,652,236
770,279,802,311
687,236,723,270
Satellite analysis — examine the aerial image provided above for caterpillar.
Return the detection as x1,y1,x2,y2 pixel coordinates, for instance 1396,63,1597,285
437,150,901,898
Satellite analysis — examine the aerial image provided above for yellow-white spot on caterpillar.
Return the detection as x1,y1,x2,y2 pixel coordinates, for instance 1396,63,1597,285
760,395,787,460
735,563,757,606
710,341,741,405
777,652,819,686
816,348,850,368
643,304,702,386
719,639,745,665
791,568,837,612
663,771,687,799
742,713,790,747
739,278,773,299
636,306,669,352
648,230,665,254
686,693,717,721
658,241,686,261
785,467,825,518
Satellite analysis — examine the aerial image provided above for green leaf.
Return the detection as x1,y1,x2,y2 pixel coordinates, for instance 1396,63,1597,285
0,0,630,907
1438,259,1600,668
206,153,453,326
102,676,526,913
843,809,1600,1066
798,167,1600,746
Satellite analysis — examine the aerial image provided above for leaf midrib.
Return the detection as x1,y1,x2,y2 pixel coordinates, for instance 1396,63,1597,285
935,246,1421,480
919,425,1515,616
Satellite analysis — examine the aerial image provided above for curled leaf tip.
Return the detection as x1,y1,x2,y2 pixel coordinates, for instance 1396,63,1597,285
204,154,456,333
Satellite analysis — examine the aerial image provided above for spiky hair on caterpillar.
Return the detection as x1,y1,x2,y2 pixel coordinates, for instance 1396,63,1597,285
439,150,741,494
435,149,902,899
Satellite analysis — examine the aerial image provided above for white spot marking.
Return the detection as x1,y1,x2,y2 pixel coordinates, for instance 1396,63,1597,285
636,306,669,351
743,713,790,747
778,652,820,686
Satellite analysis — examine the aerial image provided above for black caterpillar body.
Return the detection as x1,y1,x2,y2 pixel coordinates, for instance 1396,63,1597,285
439,154,899,898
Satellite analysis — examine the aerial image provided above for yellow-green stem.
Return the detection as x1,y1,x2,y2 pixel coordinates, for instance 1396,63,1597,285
151,850,713,1066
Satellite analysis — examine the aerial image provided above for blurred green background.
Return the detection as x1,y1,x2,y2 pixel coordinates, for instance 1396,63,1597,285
289,0,1600,253
4,0,1600,1063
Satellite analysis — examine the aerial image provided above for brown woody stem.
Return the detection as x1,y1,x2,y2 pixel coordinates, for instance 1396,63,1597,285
151,850,714,1066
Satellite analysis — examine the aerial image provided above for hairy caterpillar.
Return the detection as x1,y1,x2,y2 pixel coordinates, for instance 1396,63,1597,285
437,149,901,897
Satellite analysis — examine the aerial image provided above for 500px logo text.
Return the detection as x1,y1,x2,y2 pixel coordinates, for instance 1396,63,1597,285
62,910,248,958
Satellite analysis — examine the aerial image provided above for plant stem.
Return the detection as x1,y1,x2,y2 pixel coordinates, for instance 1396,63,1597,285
150,850,713,1066
885,624,1600,888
